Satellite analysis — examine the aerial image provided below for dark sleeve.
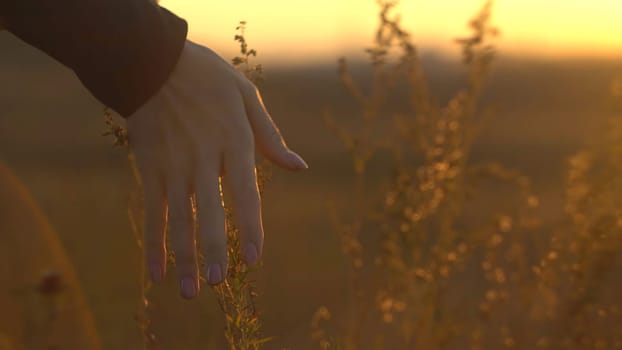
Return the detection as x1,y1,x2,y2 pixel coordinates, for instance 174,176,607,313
0,0,188,117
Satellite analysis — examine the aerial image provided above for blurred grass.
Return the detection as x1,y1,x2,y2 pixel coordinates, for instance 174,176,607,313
0,163,101,349
1,8,622,346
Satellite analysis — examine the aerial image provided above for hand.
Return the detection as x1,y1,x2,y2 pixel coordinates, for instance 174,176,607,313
127,40,308,299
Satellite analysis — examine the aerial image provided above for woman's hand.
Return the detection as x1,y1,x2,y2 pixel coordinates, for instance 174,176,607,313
127,40,307,299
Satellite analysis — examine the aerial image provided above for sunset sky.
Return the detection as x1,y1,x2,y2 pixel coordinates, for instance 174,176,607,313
160,0,622,64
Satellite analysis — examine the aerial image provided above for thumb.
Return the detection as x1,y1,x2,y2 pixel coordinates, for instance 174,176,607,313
240,81,308,171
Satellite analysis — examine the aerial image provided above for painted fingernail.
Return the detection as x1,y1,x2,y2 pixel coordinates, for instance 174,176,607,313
206,264,223,285
287,151,309,170
180,277,197,299
149,263,163,283
244,243,259,265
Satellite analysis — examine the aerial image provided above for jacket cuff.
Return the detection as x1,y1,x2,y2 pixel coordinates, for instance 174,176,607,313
5,1,188,117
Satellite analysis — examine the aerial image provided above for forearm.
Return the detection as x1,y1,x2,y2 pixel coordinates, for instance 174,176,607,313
0,0,187,117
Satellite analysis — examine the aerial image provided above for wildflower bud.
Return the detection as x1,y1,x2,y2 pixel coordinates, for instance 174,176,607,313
36,270,63,296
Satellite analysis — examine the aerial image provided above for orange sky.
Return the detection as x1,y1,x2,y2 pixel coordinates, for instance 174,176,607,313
160,0,622,64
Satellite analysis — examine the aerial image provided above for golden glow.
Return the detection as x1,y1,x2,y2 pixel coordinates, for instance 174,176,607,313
160,0,622,63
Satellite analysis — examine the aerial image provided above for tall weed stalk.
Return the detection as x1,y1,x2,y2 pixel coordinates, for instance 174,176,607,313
318,1,540,349
317,1,622,349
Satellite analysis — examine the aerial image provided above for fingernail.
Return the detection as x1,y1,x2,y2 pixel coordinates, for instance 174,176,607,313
287,151,309,170
244,243,259,265
180,277,197,299
206,264,223,285
149,263,163,283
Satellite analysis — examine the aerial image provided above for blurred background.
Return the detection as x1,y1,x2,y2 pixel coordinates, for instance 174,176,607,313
164,0,622,61
1,0,622,348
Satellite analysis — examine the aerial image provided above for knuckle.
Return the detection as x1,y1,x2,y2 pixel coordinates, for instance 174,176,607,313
234,179,260,200
239,128,256,149
167,210,193,230
202,248,227,264
173,249,197,267
145,245,165,262
144,214,165,233
222,116,254,147
144,229,165,248
198,194,223,210
237,219,261,239
174,257,197,272
167,195,192,216
144,234,165,248
227,133,255,156
201,227,227,246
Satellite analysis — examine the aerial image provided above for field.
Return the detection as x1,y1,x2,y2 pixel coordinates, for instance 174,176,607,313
1,4,622,349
